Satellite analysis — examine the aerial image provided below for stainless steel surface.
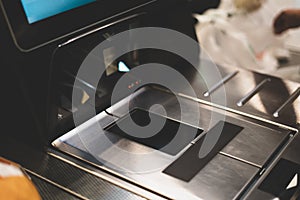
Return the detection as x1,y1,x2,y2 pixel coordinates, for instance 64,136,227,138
53,86,294,199
0,136,150,200
55,135,259,200
220,115,289,167
107,87,291,167
243,133,299,200
56,111,118,151
52,33,300,198
130,154,258,200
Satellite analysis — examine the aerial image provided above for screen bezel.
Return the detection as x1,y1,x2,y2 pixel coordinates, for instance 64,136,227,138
0,0,157,52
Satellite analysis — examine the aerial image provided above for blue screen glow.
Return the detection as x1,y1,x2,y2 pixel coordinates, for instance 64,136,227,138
20,0,96,24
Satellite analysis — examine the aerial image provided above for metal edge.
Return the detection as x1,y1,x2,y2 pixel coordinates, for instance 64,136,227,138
47,149,169,200
177,92,299,133
236,131,298,199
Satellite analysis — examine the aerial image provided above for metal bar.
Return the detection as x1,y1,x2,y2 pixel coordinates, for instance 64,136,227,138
204,70,239,97
237,78,271,107
273,87,300,118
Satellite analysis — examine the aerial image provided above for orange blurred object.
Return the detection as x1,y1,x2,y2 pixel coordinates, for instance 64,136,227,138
0,157,41,200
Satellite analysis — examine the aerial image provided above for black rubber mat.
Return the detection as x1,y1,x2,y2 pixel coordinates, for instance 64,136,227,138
163,121,243,181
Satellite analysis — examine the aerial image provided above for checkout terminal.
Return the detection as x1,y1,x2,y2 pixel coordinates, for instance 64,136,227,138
0,0,299,199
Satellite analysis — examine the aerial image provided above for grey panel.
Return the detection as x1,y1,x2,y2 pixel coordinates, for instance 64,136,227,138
186,155,258,200
220,116,289,167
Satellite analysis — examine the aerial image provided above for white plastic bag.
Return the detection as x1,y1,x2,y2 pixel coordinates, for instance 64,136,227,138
196,11,259,71
195,0,290,72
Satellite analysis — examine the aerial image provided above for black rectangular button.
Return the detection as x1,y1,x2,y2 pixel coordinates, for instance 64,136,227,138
163,121,243,182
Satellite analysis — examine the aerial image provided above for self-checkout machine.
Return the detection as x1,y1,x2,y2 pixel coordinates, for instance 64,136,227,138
0,0,299,199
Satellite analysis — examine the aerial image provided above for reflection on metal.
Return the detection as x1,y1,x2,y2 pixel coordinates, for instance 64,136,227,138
273,87,300,118
237,78,271,107
53,87,295,200
203,70,239,97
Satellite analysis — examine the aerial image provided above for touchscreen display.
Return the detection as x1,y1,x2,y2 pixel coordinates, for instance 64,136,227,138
20,0,96,24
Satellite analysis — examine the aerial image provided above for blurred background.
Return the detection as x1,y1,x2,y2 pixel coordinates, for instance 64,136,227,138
196,0,300,83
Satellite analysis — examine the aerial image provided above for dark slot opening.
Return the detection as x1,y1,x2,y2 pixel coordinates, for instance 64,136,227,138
105,108,203,156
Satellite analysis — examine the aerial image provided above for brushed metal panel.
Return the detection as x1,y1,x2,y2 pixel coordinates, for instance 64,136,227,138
125,154,259,200
220,116,289,167
53,86,293,199
106,87,290,167
185,154,258,200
